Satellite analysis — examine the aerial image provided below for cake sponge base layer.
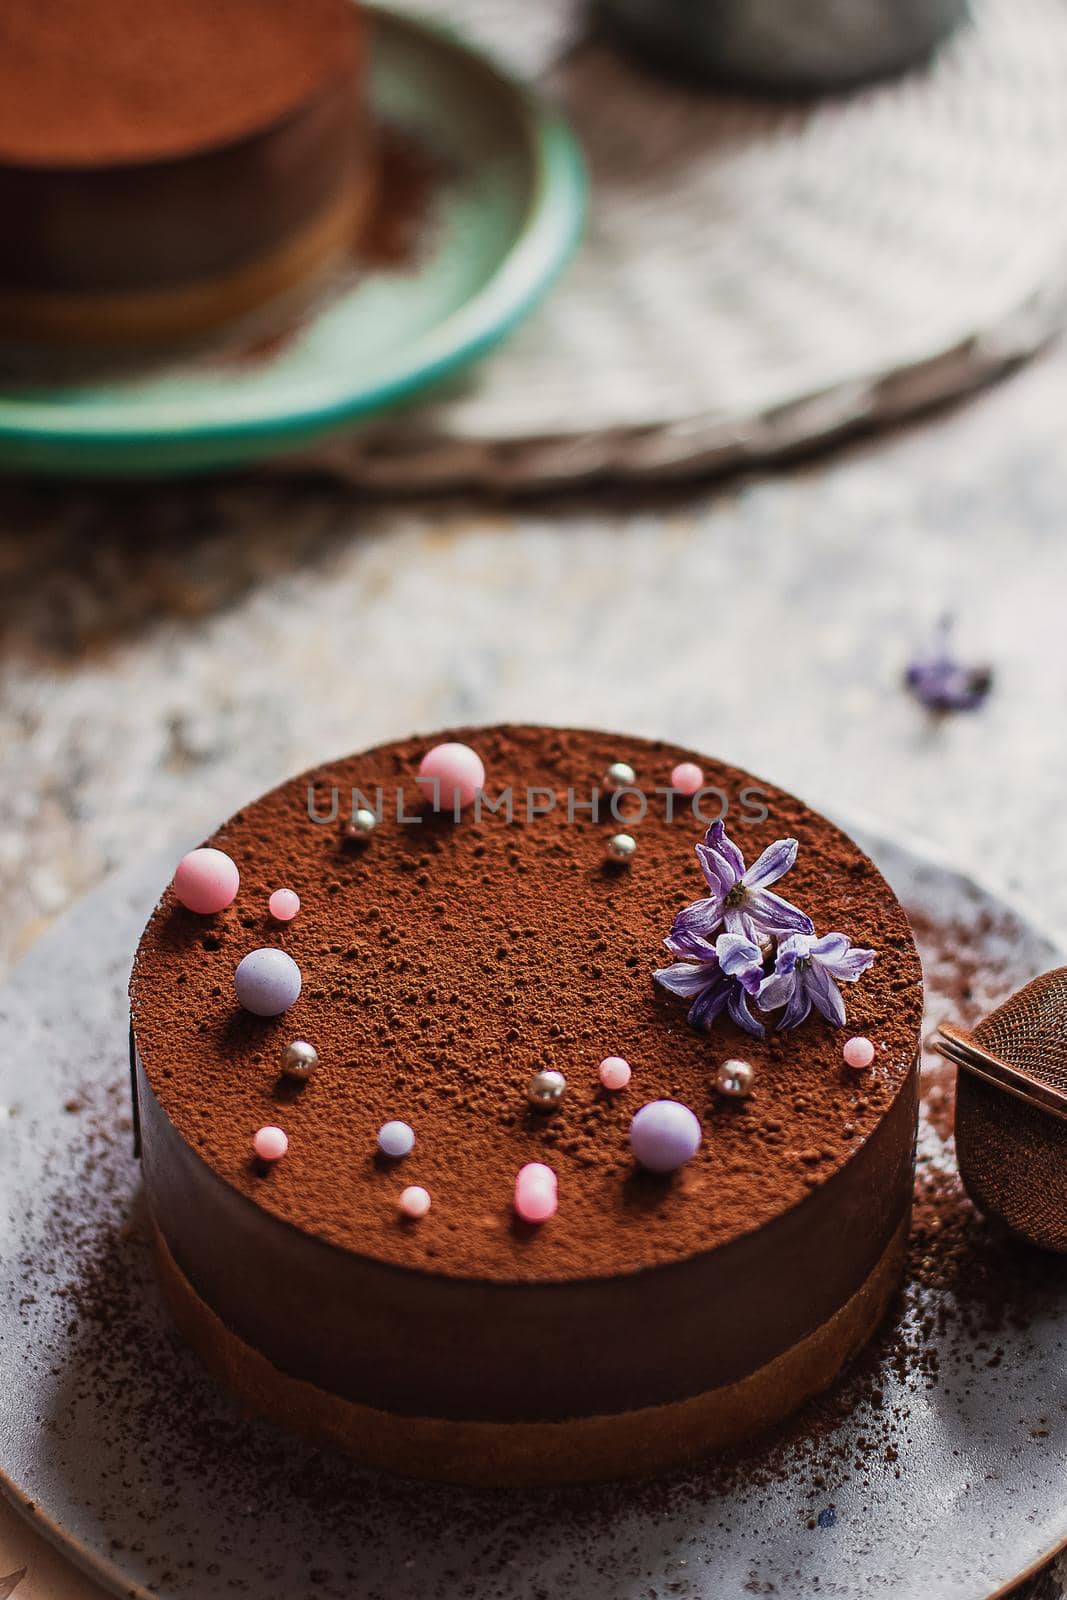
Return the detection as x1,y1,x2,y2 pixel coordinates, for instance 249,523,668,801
152,1211,908,1487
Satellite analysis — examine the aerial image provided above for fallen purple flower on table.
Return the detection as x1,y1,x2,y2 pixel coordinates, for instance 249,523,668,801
758,931,877,1030
665,820,813,957
655,932,766,1037
905,615,992,713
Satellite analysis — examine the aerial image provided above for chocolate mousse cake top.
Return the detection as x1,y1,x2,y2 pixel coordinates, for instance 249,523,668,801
0,0,362,167
130,726,923,1283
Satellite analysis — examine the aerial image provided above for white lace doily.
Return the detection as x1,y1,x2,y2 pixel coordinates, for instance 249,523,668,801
299,0,1067,487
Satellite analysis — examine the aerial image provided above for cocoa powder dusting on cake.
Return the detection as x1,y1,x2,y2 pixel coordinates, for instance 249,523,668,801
130,727,922,1281
19,896,1064,1596
0,0,362,165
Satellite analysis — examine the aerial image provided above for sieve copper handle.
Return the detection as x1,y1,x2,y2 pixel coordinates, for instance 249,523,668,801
933,1022,1067,1124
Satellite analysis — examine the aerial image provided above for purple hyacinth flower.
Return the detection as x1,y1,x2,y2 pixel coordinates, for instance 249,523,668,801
905,615,992,714
654,932,766,1037
666,820,814,958
757,932,876,1030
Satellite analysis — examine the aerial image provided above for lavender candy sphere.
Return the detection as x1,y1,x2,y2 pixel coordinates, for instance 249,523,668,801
234,948,302,1017
377,1120,416,1159
630,1099,702,1173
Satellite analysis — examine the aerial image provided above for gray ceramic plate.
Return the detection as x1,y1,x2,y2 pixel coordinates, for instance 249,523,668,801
0,828,1064,1600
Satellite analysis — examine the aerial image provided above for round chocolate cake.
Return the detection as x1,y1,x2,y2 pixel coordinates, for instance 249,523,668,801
129,726,923,1485
0,0,371,344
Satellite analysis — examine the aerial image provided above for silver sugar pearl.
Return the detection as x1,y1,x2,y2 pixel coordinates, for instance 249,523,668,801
716,1058,755,1098
604,761,637,792
527,1068,567,1112
345,807,378,842
281,1039,320,1082
605,831,637,864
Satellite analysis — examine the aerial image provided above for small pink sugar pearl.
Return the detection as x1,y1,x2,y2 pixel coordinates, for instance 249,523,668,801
599,1055,632,1092
417,742,485,811
671,762,704,796
268,888,300,922
253,1125,289,1163
399,1185,431,1220
173,847,239,915
515,1162,558,1224
843,1035,876,1070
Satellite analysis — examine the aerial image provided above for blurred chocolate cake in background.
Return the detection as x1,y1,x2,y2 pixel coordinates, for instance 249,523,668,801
0,0,372,345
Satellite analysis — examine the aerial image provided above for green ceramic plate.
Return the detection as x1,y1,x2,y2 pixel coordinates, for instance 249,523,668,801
0,6,586,478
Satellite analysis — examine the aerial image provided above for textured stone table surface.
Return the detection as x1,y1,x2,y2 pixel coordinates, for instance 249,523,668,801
2,341,1067,1598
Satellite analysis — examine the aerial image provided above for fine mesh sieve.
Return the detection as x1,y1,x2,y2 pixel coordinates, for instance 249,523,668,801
934,967,1067,1252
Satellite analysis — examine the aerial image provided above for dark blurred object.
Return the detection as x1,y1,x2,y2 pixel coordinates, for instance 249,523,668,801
934,968,1067,1253
598,0,969,93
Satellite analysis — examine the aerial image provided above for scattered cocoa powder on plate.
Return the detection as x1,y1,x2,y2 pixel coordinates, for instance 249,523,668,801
12,866,1065,1595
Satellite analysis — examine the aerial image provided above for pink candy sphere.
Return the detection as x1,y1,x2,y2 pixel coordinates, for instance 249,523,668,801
268,888,300,922
515,1162,558,1224
599,1055,632,1091
399,1185,431,1219
173,848,239,915
671,762,704,796
843,1035,876,1069
417,742,485,811
253,1125,288,1163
